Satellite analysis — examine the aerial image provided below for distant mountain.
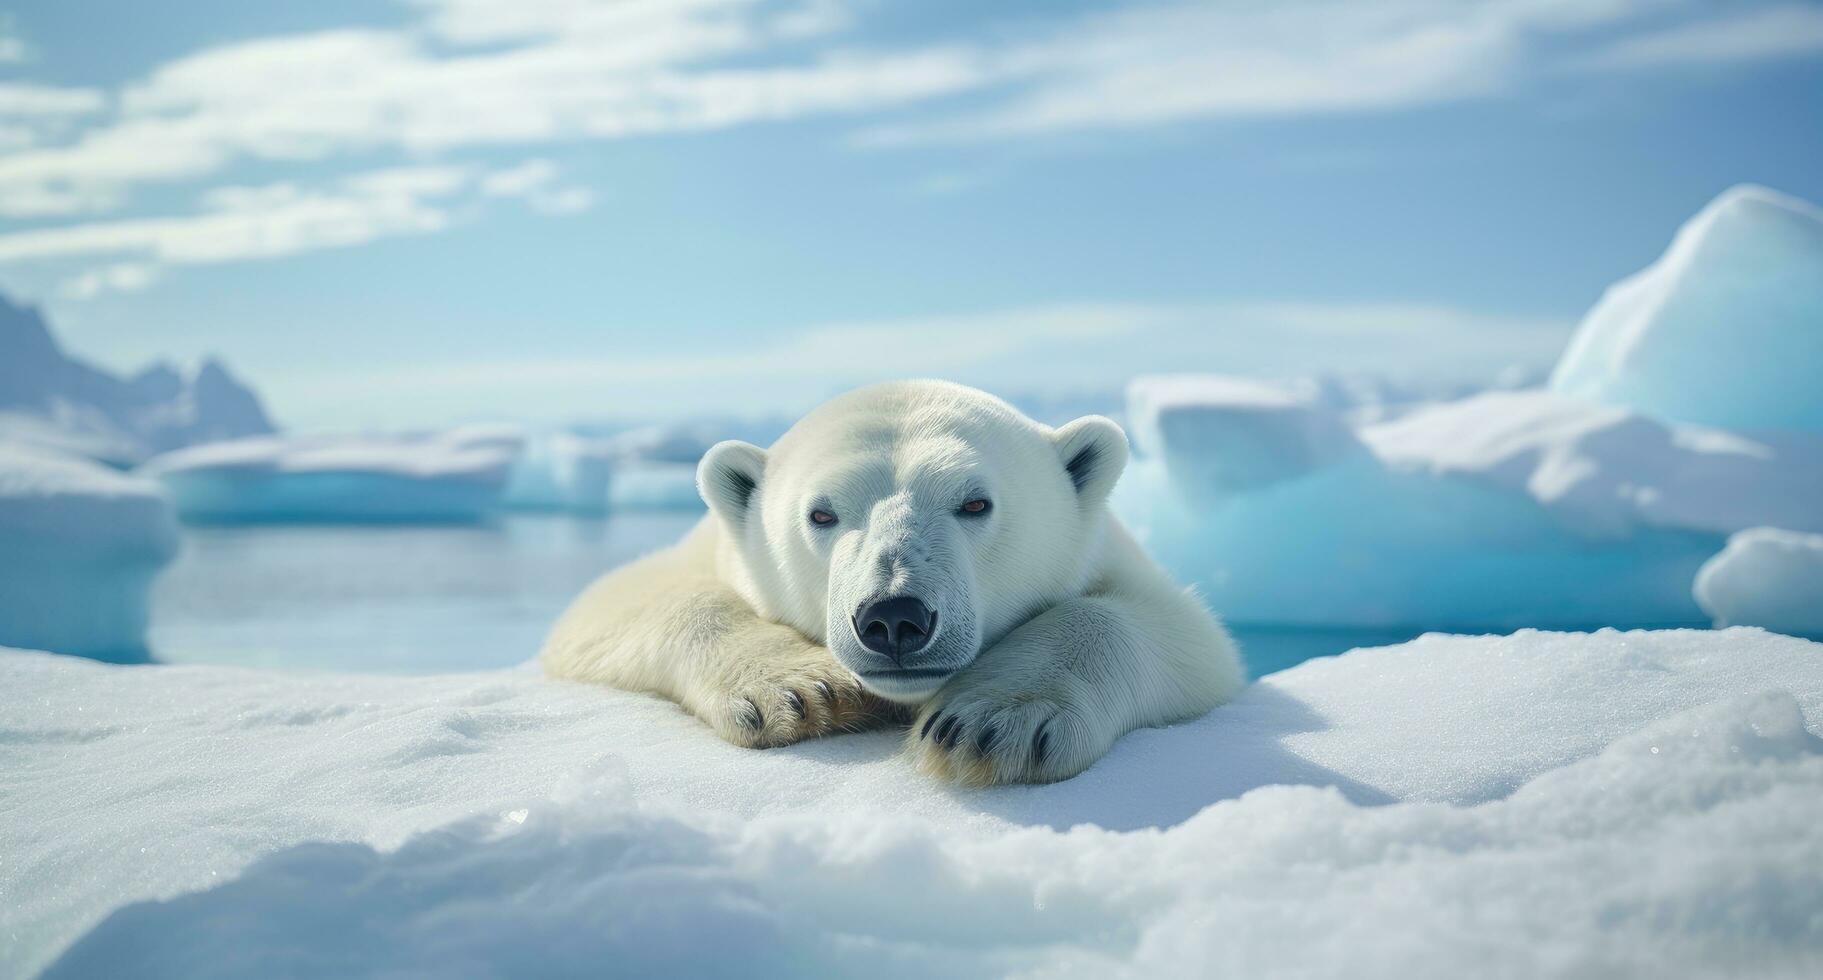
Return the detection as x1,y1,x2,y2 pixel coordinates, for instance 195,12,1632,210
0,293,274,464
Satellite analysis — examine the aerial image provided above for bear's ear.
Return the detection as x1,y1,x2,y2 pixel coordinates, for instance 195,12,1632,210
1052,415,1128,508
697,440,768,527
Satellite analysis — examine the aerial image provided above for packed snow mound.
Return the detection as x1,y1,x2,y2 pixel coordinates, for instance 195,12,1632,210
502,432,616,515
1365,389,1823,537
1550,185,1823,432
144,433,515,523
46,692,1823,980
1127,375,1367,505
4,629,1822,976
0,294,274,462
1696,528,1823,639
0,443,177,657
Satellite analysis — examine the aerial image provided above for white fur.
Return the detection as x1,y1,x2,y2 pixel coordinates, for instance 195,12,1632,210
542,380,1244,783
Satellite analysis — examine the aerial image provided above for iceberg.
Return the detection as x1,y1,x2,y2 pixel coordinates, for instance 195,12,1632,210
1127,375,1369,507
144,433,515,524
0,443,178,658
1117,186,1823,632
1114,447,1718,631
3,628,1820,977
500,432,616,515
1695,528,1823,639
1114,378,1780,630
1550,185,1823,433
609,461,707,511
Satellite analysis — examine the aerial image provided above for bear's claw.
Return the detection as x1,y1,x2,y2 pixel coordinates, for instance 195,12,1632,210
706,663,894,749
910,691,1091,786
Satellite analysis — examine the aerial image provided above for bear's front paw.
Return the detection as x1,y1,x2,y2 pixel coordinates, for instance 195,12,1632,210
908,680,1111,786
701,664,890,749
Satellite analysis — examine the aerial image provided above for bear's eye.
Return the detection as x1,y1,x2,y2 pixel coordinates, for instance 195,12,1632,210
959,498,992,516
809,509,838,527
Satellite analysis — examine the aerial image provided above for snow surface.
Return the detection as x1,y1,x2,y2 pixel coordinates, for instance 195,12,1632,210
143,433,517,523
1551,184,1823,433
1697,528,1823,639
4,628,1822,977
0,443,177,658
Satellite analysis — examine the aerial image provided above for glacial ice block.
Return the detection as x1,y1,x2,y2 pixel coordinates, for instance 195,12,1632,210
1127,375,1369,508
501,432,616,515
1695,527,1823,638
144,433,515,524
0,443,178,657
1550,185,1823,432
1113,451,1718,630
609,462,707,511
1363,389,1823,538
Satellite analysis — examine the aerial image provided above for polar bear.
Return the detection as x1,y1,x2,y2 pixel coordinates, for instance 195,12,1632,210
542,380,1243,784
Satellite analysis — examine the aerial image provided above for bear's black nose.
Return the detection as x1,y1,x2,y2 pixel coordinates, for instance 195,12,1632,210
854,595,937,661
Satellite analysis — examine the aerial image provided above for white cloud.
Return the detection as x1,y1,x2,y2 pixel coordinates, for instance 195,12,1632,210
0,0,1810,249
62,262,159,299
0,14,26,64
0,82,106,164
0,160,584,295
1574,4,1823,71
0,83,104,116
479,158,597,214
859,0,1781,144
0,0,989,216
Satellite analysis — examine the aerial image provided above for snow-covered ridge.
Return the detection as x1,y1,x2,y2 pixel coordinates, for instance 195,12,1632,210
4,628,1821,977
0,294,273,464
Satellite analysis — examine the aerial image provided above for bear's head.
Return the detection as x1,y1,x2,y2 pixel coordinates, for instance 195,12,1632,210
696,380,1127,703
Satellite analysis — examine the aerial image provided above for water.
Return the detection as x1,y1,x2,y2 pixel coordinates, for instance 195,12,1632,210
148,513,1409,676
150,512,701,672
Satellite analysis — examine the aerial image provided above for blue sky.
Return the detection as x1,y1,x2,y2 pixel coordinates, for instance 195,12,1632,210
0,0,1819,429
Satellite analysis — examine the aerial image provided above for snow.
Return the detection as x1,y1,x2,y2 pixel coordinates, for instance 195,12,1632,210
143,432,517,523
0,443,178,658
4,628,1822,977
1696,528,1823,639
1550,184,1823,433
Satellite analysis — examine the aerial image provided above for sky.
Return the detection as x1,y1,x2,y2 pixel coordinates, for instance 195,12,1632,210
0,0,1819,429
